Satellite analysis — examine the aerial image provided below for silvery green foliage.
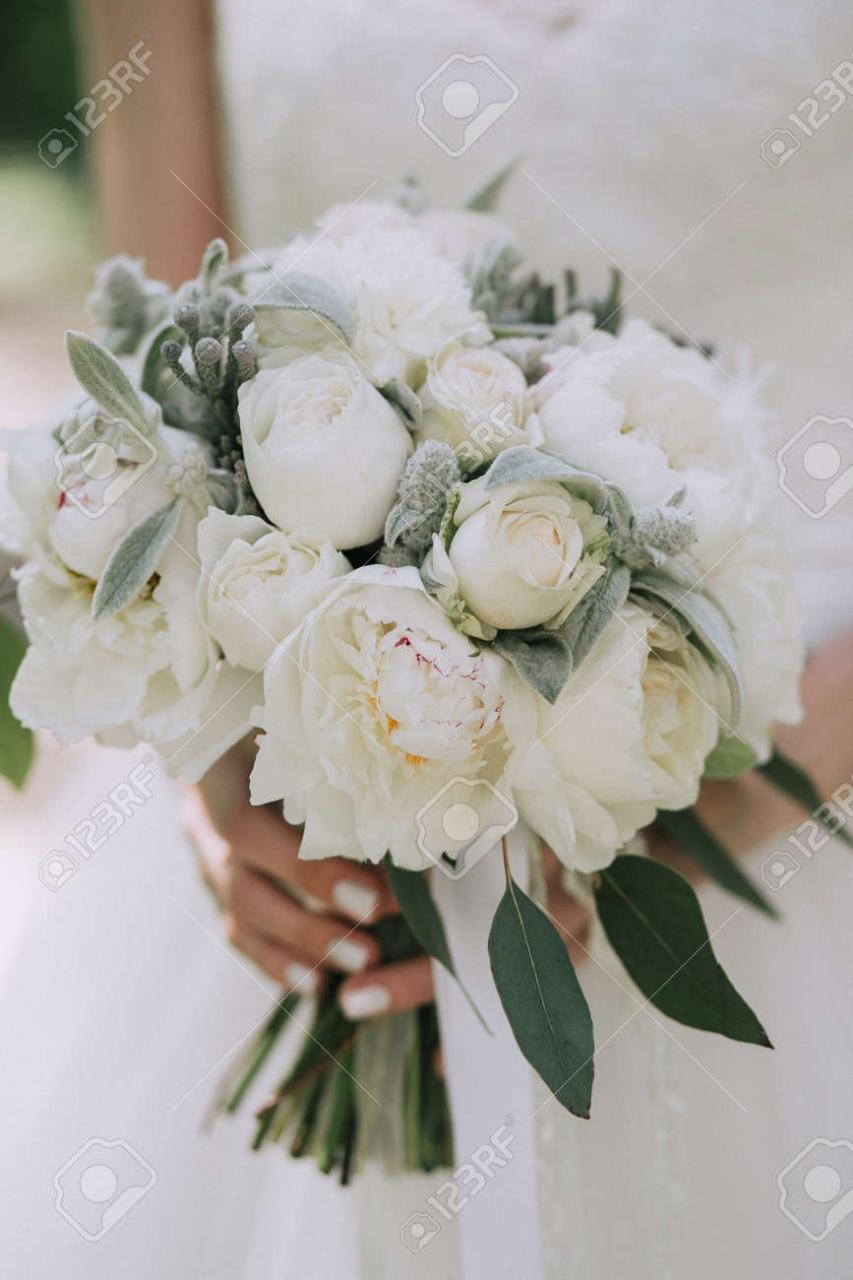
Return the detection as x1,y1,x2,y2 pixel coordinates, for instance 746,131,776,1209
66,331,157,436
384,441,461,559
492,629,573,705
87,256,171,356
380,379,422,429
91,498,183,619
608,488,697,570
468,240,526,320
485,446,610,513
465,159,519,213
632,566,743,723
252,272,355,346
558,562,631,671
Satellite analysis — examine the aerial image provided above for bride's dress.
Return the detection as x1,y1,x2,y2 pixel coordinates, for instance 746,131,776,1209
2,1,853,1276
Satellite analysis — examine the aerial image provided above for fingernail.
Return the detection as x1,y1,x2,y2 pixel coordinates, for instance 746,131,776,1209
284,962,319,994
340,985,391,1020
326,938,370,973
332,880,380,921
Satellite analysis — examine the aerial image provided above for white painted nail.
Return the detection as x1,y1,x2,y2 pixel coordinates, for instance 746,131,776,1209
340,985,391,1020
284,962,319,994
327,938,370,973
332,880,380,921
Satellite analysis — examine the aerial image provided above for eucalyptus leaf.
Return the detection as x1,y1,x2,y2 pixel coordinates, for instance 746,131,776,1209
632,567,742,723
489,874,594,1118
0,617,34,789
558,562,630,671
595,855,772,1046
704,732,758,779
66,331,152,434
253,272,355,346
492,630,572,705
466,159,519,213
759,750,853,849
385,857,489,1031
92,498,182,619
656,809,776,917
380,380,422,429
484,447,609,512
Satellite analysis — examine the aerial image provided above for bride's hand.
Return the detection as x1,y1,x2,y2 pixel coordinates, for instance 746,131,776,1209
182,744,592,1020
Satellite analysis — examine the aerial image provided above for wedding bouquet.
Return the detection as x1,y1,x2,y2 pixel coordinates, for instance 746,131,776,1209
1,173,839,1183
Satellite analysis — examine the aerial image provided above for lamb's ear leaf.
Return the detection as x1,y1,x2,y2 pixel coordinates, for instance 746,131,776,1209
0,618,34,789
484,446,609,512
631,567,742,723
200,238,229,286
594,855,772,1046
385,857,490,1032
492,629,572,704
759,750,853,849
252,272,355,346
66,331,152,434
489,874,594,1118
704,731,758,779
558,562,630,671
140,323,184,397
656,809,776,918
465,158,519,213
92,497,182,619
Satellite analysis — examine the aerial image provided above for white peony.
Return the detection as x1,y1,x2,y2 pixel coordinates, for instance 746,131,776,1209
418,209,520,267
197,508,350,670
437,475,608,633
519,603,723,869
250,566,537,870
256,226,490,384
238,351,412,550
534,319,772,569
703,530,804,760
415,344,534,469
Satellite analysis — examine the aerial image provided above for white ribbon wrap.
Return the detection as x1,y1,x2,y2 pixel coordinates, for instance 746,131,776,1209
432,821,544,1280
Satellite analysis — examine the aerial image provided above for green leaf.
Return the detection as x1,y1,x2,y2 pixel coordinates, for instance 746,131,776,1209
759,750,853,850
492,629,572,704
380,379,422,429
92,498,182,619
656,809,776,917
632,566,742,723
200,238,229,286
595,855,772,1047
489,874,594,1118
253,272,355,345
65,331,152,435
484,446,609,512
465,159,519,212
558,562,630,671
0,617,34,789
385,858,489,1032
140,323,184,397
704,732,758,779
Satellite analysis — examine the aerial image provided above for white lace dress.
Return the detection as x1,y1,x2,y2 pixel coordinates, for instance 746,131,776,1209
1,1,852,1276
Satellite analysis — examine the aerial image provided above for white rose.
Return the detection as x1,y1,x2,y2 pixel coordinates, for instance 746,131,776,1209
520,603,722,869
257,227,490,384
197,508,350,670
440,476,608,632
534,319,772,568
239,351,412,550
2,423,260,765
250,566,536,869
415,345,534,469
313,198,414,240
